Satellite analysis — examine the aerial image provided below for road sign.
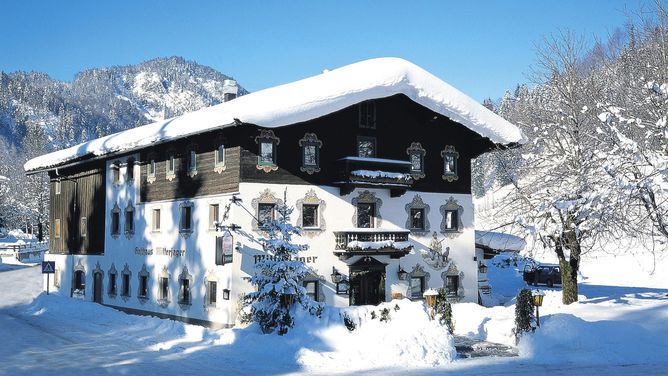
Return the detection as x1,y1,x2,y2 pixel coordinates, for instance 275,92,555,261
41,261,55,274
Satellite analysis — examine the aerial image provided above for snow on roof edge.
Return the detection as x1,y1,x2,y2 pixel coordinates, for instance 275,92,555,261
25,57,526,173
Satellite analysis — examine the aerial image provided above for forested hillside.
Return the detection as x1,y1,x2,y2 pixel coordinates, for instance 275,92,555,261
0,56,246,236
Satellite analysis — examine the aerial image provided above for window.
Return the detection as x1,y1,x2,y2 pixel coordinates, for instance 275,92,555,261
125,203,134,236
410,208,425,231
359,100,376,129
446,275,459,297
187,148,197,175
444,210,458,231
109,272,117,296
112,161,120,184
258,203,275,228
74,270,85,291
166,152,176,179
80,217,87,237
209,204,219,230
207,281,217,306
139,275,148,298
357,136,376,158
126,158,135,182
410,277,424,299
54,219,61,239
303,280,319,301
180,204,192,233
441,146,459,182
214,142,226,173
259,142,274,165
406,142,426,179
179,278,191,305
254,130,280,172
111,210,120,236
302,204,318,228
152,208,161,232
121,273,130,297
159,277,169,301
299,133,322,174
357,202,375,228
148,158,156,181
55,181,61,195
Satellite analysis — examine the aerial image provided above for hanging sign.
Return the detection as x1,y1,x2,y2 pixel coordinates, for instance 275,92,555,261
222,231,234,265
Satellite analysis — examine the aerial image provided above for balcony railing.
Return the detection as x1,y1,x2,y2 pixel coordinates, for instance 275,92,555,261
333,229,412,259
334,157,414,196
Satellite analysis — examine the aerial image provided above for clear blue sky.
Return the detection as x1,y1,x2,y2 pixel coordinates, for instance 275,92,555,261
0,0,650,101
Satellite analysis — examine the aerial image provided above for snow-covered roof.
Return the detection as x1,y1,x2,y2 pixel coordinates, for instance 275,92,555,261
25,57,526,173
475,230,526,252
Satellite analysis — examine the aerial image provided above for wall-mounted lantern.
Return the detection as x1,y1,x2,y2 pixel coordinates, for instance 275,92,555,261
532,289,544,327
331,267,343,283
398,265,409,280
223,289,230,300
478,262,488,274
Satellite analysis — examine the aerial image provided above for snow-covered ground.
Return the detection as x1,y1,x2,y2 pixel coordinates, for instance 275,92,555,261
1,248,667,375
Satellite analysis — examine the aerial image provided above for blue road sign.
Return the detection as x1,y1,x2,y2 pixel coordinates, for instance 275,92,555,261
41,261,55,274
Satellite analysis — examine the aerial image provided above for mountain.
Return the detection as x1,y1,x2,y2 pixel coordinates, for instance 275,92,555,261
0,56,248,153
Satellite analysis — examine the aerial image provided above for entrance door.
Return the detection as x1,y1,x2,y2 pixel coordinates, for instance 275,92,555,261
93,272,103,303
350,270,385,306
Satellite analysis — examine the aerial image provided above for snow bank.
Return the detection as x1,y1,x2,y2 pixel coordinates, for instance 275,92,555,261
25,57,525,172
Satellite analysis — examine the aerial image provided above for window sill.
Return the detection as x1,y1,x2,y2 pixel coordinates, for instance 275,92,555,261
166,173,176,182
256,163,278,173
214,164,226,174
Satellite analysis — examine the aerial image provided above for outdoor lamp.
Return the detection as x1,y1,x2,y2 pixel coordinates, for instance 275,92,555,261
532,289,545,327
330,267,343,283
398,265,409,280
478,262,488,274
423,288,438,308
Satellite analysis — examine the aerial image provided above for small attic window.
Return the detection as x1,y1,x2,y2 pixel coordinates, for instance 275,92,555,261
441,146,459,182
254,130,280,173
359,100,376,129
299,133,322,175
357,136,376,158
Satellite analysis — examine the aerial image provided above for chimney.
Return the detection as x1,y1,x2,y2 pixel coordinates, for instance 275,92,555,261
223,79,238,102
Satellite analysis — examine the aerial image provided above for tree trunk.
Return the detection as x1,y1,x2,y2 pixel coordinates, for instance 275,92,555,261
554,234,580,304
37,222,43,242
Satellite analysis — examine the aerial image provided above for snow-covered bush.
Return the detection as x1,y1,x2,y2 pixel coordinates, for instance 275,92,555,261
247,197,321,335
513,288,535,343
435,288,455,334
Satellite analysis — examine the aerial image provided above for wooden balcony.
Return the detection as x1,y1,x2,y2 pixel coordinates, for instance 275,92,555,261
333,229,412,260
334,157,414,196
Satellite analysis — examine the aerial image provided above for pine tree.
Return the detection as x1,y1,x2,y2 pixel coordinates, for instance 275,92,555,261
513,289,535,344
247,195,320,335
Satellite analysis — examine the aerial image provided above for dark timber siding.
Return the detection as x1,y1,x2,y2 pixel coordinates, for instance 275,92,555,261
49,162,105,254
139,132,241,202
238,94,496,194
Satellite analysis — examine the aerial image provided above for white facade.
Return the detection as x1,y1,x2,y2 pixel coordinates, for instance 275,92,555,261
45,156,479,327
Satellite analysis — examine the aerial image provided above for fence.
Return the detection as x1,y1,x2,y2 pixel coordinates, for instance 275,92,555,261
0,241,49,262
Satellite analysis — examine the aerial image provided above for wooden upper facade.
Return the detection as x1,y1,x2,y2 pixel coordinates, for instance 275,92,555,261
48,94,498,255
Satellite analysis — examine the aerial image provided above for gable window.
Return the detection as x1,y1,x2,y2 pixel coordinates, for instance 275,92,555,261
166,152,176,180
152,208,161,232
214,142,226,173
258,203,275,228
125,203,134,236
359,100,376,129
255,130,280,172
357,202,375,228
179,203,193,235
302,204,318,228
126,158,135,182
406,142,426,179
207,280,217,307
299,133,322,174
112,161,121,184
441,145,459,182
446,275,459,297
187,147,197,176
80,217,87,238
303,280,319,301
54,219,61,239
357,136,376,158
111,204,121,237
55,181,61,195
410,277,425,299
148,157,156,183
410,208,425,231
209,203,220,230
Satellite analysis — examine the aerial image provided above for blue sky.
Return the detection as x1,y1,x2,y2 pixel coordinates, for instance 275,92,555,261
0,1,649,101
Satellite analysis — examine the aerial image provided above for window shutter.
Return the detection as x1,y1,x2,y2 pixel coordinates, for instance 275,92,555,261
215,236,223,265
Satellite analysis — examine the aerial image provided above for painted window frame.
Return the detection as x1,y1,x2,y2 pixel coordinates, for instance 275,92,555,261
147,154,157,184
179,201,194,238
440,197,464,235
206,280,217,307
110,203,121,237
406,142,426,180
356,136,377,158
186,144,198,177
178,267,193,307
124,202,134,238
254,130,280,172
351,190,383,228
165,150,176,181
152,208,161,232
298,133,323,174
209,203,220,230
440,145,459,182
